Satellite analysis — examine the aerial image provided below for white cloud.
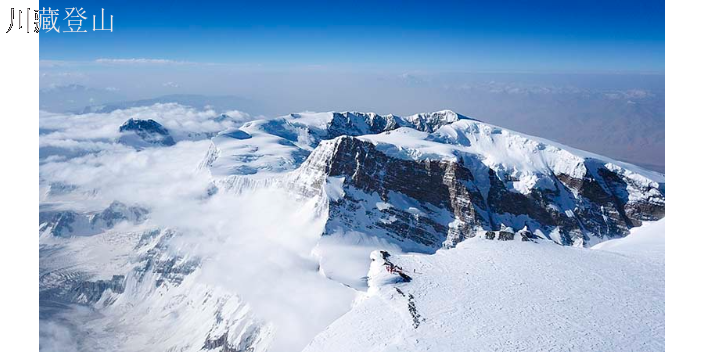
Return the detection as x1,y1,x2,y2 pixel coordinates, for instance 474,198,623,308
39,317,80,352
40,72,87,79
95,58,190,65
39,60,73,68
39,103,258,206
39,104,356,351
39,103,251,146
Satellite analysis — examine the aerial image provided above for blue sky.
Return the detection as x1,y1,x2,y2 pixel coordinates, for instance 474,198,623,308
39,0,664,72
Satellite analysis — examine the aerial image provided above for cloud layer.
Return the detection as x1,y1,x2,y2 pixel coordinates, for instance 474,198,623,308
39,104,358,352
94,58,191,65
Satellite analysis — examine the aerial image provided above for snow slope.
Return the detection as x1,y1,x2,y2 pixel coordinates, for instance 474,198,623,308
593,218,665,262
304,219,665,352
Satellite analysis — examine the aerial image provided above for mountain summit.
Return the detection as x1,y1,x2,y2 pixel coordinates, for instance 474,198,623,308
119,118,176,147
205,110,665,249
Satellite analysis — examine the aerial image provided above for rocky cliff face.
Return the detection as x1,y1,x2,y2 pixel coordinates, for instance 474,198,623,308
287,125,664,249
204,110,664,249
404,110,469,132
288,137,482,251
326,112,403,138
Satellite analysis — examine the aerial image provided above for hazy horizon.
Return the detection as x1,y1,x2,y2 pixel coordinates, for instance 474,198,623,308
39,65,665,172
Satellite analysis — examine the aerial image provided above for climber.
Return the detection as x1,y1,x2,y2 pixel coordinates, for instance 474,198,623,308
386,263,395,273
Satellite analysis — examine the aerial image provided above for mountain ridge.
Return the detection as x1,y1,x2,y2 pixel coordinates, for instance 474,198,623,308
204,109,664,248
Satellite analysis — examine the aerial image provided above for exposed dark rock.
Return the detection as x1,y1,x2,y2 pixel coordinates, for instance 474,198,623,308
295,135,665,249
497,231,515,241
395,288,422,329
517,228,537,242
203,325,262,352
377,251,412,282
39,201,148,237
597,166,665,226
40,274,125,305
556,169,631,241
134,229,198,288
70,275,125,303
405,110,471,132
327,112,403,138
98,201,148,228
119,118,176,147
319,136,487,250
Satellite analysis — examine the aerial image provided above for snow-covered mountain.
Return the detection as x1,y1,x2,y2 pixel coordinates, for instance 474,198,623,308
39,106,665,352
205,110,664,249
202,110,466,177
118,118,176,148
40,201,148,237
